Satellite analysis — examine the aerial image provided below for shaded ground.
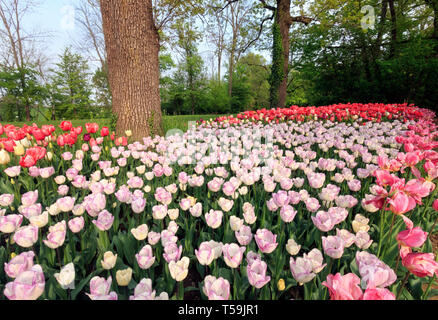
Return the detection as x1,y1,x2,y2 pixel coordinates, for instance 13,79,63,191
424,233,438,300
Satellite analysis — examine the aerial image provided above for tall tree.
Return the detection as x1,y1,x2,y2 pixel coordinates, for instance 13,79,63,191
0,0,48,120
48,47,93,120
100,0,163,139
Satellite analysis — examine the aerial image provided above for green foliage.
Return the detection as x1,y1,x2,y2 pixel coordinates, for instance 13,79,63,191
47,47,95,120
269,20,284,108
0,66,48,122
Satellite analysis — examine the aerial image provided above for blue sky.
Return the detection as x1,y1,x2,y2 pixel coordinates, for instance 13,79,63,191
22,0,270,76
25,0,81,61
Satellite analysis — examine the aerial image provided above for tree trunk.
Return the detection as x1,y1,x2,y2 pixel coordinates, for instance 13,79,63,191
388,0,397,57
228,30,237,97
100,0,162,141
276,0,291,108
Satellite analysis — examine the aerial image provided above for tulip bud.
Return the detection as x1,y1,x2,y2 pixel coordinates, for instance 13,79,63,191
125,130,132,137
101,251,117,270
277,279,285,291
116,268,132,286
13,143,25,156
0,149,10,165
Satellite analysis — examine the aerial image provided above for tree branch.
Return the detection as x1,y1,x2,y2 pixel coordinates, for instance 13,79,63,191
289,15,312,25
258,0,275,12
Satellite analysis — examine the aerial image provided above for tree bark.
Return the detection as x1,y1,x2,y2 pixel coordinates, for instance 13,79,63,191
388,0,397,57
100,0,162,141
267,0,311,108
277,0,291,108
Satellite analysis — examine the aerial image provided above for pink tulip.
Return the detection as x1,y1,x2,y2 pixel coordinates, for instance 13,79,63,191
179,198,191,211
178,172,189,184
205,209,223,229
289,256,316,284
203,275,230,300
68,217,85,233
347,179,361,192
4,251,35,278
247,259,271,289
272,190,290,207
13,225,38,248
396,227,428,248
222,243,245,268
129,279,157,300
266,198,278,212
147,231,161,245
83,193,106,217
19,203,42,219
328,207,348,225
322,236,345,259
362,285,396,300
354,231,373,250
56,196,76,212
189,202,203,217
304,248,326,273
311,210,334,232
402,252,438,277
356,251,396,288
0,194,14,206
195,242,215,266
336,229,356,248
388,191,416,215
127,176,144,189
0,214,23,233
305,197,320,212
39,167,55,179
235,225,253,246
21,190,38,207
207,177,224,192
322,273,363,300
28,166,40,177
4,264,45,300
131,197,146,214
136,245,156,269
154,187,172,205
4,166,21,177
307,172,325,189
115,186,132,203
280,205,297,223
43,221,67,249
163,243,182,263
92,210,114,231
86,276,118,300
254,229,278,254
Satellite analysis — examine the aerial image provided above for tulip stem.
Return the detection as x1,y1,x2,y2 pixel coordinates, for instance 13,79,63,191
422,274,436,300
178,281,184,300
377,204,387,259
56,248,63,267
381,213,396,260
396,272,410,300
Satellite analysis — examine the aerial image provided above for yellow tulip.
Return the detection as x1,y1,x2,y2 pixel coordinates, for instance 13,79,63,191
116,268,132,286
0,149,10,165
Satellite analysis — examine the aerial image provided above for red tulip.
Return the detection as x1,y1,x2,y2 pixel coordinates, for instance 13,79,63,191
59,121,73,131
101,126,109,137
19,154,37,168
85,123,99,134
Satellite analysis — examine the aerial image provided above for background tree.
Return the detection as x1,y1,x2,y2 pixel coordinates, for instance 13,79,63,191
48,47,93,120
0,0,49,120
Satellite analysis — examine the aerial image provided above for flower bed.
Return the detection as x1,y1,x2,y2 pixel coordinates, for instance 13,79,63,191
0,103,438,300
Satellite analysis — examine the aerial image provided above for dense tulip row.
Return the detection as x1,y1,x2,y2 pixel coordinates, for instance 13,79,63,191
201,103,434,126
0,104,438,300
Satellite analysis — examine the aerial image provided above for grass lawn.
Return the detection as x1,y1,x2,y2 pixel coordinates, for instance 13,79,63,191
5,114,226,136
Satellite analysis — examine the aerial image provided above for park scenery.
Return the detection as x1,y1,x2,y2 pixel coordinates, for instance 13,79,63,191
0,1,438,301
